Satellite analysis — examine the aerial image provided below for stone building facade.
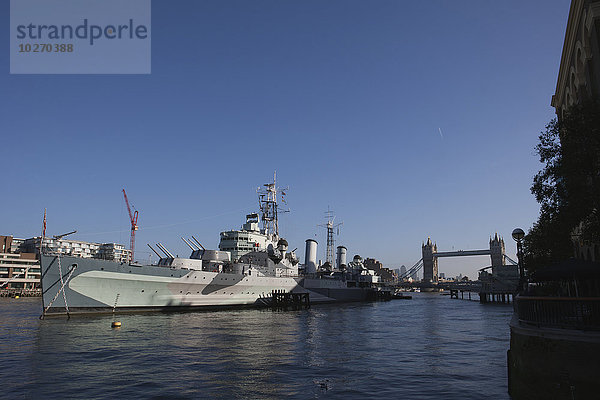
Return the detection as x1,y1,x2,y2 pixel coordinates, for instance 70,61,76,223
551,0,600,116
362,258,397,283
552,0,600,262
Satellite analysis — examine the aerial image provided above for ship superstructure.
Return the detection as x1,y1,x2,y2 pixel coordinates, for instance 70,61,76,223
218,213,268,262
219,173,289,262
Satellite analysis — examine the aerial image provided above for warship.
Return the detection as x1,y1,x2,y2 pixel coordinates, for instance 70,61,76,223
40,176,387,316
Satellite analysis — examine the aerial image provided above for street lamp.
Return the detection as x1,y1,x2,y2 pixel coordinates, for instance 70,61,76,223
512,228,525,290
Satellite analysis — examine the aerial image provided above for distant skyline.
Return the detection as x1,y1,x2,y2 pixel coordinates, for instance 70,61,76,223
1,1,570,279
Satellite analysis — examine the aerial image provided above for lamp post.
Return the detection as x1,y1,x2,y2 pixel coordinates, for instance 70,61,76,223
512,228,525,291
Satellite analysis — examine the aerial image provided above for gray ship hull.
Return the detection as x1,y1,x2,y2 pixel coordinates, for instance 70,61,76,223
40,255,374,315
41,255,301,315
299,277,369,302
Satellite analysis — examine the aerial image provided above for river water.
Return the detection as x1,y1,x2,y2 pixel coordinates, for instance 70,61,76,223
0,293,513,399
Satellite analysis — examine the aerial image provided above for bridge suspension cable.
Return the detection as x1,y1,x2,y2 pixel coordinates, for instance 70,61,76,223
503,254,518,265
399,258,423,280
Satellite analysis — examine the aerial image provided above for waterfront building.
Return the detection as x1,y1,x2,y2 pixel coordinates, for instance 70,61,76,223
0,236,40,290
363,258,395,283
18,236,130,263
96,243,130,262
551,0,600,117
550,0,600,263
0,235,130,290
20,237,96,259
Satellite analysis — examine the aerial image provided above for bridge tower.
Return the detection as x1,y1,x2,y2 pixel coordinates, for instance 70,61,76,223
489,233,506,275
422,238,438,282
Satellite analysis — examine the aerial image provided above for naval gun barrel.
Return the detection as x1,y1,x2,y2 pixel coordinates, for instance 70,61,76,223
147,244,162,259
191,236,206,250
156,242,175,258
181,237,197,251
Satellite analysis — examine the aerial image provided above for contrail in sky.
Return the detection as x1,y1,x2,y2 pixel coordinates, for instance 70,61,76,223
438,127,444,139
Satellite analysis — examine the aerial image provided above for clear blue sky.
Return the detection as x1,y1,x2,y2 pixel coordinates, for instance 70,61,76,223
1,0,570,279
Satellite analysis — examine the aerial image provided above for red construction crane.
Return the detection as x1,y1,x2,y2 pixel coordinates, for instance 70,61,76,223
122,189,138,264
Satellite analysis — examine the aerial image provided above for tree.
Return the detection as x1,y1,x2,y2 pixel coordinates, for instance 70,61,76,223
525,101,600,270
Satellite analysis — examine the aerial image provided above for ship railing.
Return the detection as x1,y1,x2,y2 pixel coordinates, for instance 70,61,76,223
515,295,600,331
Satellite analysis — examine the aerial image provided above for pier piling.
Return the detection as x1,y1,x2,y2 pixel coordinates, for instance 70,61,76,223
271,290,310,310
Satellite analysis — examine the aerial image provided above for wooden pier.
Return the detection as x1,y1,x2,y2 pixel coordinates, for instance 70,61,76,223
366,289,392,301
449,288,514,303
479,291,514,304
271,290,310,310
0,288,41,298
449,289,474,300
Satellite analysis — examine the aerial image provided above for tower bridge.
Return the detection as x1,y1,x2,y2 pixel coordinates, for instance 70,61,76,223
400,234,516,283
422,233,508,283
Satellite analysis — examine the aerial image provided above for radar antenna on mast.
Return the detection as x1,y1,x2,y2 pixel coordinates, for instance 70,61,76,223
257,171,289,239
318,207,343,266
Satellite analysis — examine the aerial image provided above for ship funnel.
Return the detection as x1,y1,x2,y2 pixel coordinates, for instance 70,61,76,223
305,239,318,274
336,246,347,270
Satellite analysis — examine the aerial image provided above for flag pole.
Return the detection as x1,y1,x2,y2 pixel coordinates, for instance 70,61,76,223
41,208,46,255
39,208,47,318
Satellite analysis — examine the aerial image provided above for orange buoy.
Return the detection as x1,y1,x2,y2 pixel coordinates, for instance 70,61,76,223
111,321,122,328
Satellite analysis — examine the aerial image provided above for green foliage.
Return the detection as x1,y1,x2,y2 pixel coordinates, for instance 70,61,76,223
525,101,600,269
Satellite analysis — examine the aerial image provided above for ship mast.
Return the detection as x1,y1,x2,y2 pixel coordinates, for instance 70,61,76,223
257,171,288,240
319,207,342,266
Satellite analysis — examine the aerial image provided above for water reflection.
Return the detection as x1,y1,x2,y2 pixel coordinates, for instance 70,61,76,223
420,293,444,375
29,310,308,398
2,295,513,399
